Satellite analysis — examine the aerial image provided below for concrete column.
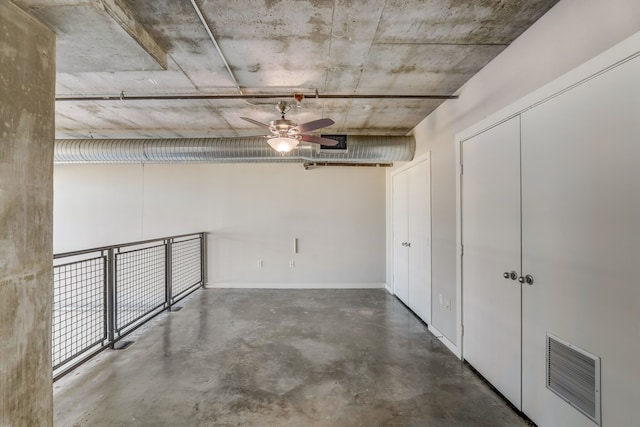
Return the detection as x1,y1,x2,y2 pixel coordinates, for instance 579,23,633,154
0,1,56,426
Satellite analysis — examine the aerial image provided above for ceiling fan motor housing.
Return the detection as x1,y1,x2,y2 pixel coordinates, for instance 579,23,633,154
270,119,300,138
240,105,337,147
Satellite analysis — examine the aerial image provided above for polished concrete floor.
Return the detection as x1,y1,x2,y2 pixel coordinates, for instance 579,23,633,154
54,289,529,426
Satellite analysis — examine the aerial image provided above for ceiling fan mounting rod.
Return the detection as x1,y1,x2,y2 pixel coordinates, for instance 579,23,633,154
55,93,459,102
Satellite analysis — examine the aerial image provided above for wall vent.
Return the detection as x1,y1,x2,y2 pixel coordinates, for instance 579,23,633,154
547,333,601,425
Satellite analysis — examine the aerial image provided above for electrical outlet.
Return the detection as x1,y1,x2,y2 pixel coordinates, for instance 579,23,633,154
257,260,263,268
289,260,295,268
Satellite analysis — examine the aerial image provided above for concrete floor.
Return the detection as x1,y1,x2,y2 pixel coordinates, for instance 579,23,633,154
54,289,529,427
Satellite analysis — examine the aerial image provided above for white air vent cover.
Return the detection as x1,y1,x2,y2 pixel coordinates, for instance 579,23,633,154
547,333,601,425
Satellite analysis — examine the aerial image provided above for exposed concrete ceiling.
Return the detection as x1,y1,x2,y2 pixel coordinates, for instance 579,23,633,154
16,0,559,139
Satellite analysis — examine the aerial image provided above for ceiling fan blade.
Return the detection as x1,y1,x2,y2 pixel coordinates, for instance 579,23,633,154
295,118,335,133
241,117,270,129
300,134,339,146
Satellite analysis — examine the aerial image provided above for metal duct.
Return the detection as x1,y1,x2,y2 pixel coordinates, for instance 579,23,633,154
54,136,415,164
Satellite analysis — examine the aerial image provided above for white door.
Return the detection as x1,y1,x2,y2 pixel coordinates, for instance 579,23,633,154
520,54,640,427
462,116,522,409
392,171,409,305
408,159,431,322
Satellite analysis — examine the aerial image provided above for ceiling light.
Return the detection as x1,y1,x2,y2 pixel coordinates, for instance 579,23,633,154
267,136,299,153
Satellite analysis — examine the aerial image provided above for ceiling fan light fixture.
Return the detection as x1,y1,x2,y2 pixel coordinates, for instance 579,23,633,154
242,102,335,152
267,136,299,153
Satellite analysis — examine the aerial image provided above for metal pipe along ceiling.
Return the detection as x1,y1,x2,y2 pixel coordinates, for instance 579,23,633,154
54,136,415,164
55,94,458,102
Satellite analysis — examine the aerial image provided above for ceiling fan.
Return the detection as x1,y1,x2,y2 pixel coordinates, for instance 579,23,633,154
241,101,338,153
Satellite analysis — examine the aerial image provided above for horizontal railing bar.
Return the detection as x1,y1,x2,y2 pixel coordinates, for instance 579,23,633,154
172,281,202,300
53,249,105,260
53,255,105,269
172,236,201,244
53,337,106,370
116,242,165,256
53,291,186,382
53,345,110,382
54,232,203,259
172,285,201,305
115,302,167,333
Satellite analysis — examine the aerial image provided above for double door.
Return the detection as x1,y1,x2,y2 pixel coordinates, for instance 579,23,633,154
392,158,431,323
462,50,640,426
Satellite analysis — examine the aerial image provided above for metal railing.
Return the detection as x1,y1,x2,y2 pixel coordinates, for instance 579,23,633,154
52,232,207,381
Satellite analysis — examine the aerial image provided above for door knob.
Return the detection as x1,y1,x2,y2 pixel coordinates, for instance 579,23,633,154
519,275,534,285
503,271,517,280
406,242,411,247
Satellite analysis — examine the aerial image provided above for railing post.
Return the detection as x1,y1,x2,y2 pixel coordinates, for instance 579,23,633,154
106,248,116,349
200,232,207,288
165,238,173,310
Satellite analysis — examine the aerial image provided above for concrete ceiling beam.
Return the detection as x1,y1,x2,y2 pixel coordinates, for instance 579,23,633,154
94,0,167,70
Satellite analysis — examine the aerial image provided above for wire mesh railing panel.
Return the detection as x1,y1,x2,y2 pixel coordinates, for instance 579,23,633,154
52,232,206,380
171,237,202,300
52,255,107,370
115,244,166,334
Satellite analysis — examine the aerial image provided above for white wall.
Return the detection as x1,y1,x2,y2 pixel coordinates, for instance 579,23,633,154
387,0,640,346
54,165,145,250
54,163,386,288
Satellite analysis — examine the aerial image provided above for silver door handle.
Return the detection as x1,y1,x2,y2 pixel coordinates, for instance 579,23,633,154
518,275,534,285
503,271,517,280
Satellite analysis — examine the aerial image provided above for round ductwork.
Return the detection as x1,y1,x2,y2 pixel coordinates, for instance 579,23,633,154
54,135,415,165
